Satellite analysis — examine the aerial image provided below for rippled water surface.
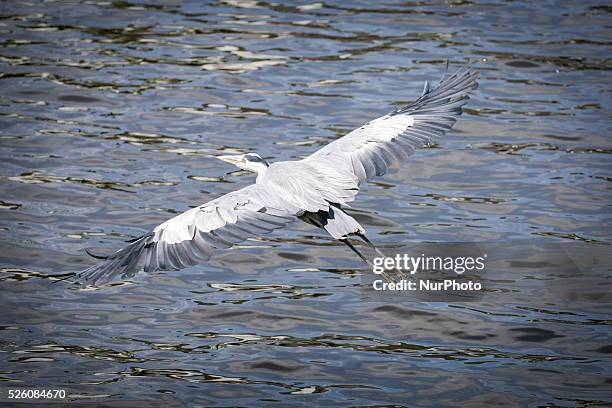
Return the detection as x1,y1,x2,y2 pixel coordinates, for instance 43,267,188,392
1,1,611,406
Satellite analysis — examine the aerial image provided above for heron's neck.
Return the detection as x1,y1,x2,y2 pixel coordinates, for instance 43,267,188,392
254,163,269,182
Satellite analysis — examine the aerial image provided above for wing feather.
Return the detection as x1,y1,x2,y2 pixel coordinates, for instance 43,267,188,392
307,66,478,183
76,184,295,285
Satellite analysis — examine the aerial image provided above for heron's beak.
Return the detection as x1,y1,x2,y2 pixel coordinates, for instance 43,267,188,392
217,155,243,165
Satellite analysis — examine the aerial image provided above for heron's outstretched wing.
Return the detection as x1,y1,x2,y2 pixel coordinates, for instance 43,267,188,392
76,184,295,285
306,66,478,183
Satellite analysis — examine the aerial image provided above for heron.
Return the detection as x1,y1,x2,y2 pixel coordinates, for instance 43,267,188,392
67,66,478,286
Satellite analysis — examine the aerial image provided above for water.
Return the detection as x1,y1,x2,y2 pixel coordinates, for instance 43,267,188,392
1,1,611,406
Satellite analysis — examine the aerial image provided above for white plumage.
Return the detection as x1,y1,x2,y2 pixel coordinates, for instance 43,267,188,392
75,66,478,285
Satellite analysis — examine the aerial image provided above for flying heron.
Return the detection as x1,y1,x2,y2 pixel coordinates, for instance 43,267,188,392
68,66,478,285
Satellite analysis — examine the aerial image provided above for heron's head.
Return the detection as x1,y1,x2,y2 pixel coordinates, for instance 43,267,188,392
217,153,270,174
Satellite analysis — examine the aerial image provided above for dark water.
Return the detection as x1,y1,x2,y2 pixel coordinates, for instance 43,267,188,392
1,1,611,406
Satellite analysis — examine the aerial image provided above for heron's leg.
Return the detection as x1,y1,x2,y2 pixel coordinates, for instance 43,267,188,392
356,233,386,258
355,232,407,280
339,238,393,282
340,238,370,265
